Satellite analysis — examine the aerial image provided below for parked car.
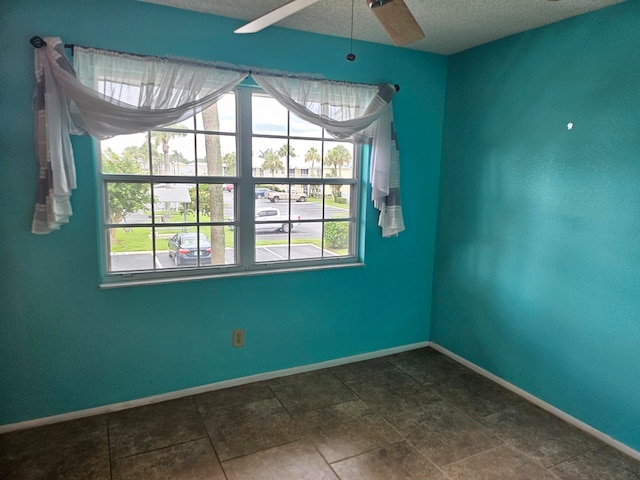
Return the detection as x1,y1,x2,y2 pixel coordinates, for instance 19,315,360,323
223,184,234,192
168,232,212,266
266,188,306,203
255,207,299,233
255,187,272,199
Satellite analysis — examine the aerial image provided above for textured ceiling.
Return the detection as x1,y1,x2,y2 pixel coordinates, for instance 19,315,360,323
140,0,624,55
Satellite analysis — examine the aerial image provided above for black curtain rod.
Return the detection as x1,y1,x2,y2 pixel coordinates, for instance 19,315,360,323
30,36,72,50
29,36,399,92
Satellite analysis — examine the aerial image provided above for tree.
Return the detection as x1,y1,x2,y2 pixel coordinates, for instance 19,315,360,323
259,148,283,176
121,144,149,172
324,144,351,177
189,184,211,217
201,104,226,264
304,147,321,173
324,144,352,200
278,143,296,175
277,144,296,161
102,148,149,242
151,131,187,175
304,147,322,197
169,149,191,174
222,152,236,176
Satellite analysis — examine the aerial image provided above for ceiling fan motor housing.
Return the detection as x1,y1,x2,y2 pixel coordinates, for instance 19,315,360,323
368,0,395,7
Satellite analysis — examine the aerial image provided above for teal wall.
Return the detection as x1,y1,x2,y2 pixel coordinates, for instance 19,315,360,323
433,1,640,451
0,0,446,425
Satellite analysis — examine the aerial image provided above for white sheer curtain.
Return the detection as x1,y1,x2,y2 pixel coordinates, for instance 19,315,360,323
32,37,247,234
32,38,403,237
253,74,404,237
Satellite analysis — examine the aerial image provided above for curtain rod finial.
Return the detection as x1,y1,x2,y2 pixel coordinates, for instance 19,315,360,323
31,36,47,48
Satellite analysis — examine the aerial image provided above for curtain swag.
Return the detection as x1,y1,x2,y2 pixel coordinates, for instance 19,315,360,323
32,37,404,237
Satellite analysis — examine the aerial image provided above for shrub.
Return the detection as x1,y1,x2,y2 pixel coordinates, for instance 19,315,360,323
324,222,349,249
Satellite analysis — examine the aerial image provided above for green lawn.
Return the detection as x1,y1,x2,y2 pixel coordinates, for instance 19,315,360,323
110,211,348,255
307,197,350,210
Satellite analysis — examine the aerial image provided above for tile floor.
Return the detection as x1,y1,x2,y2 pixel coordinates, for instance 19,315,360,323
1,347,639,479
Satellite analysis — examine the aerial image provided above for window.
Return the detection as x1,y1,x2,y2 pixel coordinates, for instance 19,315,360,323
98,87,361,285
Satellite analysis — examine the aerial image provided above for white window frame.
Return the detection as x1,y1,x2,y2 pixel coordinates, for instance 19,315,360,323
97,85,363,287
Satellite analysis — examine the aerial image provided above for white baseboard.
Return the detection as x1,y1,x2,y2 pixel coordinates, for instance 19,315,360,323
429,341,640,462
0,341,429,434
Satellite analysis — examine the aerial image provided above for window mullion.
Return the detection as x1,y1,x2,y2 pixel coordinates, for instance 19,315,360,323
237,87,255,269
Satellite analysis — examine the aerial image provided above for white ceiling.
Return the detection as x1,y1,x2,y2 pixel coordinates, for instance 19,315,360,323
140,0,624,55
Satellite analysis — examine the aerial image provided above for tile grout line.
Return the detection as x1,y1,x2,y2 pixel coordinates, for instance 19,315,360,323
332,360,456,479
190,394,229,480
0,341,431,435
266,369,358,477
107,416,114,480
545,443,606,471
430,341,640,462
4,346,639,479
316,367,418,479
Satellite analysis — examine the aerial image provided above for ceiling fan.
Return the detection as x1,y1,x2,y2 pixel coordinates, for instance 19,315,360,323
234,0,425,47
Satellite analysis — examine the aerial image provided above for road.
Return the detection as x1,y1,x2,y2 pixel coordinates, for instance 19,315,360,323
252,195,349,242
110,243,336,272
113,193,348,271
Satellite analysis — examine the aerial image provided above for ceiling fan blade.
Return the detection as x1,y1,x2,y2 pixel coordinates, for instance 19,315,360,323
234,0,322,34
368,0,424,46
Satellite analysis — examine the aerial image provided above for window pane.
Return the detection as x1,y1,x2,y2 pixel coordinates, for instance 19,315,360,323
289,139,322,178
200,225,234,266
195,184,235,224
298,185,323,220
105,182,152,226
255,205,286,233
101,133,150,174
323,221,352,257
323,141,355,179
292,221,323,260
324,184,351,217
290,112,322,138
253,137,287,178
148,132,195,175
152,184,192,224
166,228,212,268
252,94,287,135
255,241,289,262
196,134,237,176
107,227,153,272
195,93,236,133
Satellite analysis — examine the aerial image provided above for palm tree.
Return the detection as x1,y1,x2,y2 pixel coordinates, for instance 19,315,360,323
169,150,190,174
201,103,225,264
324,145,352,200
277,144,296,176
259,148,283,176
277,144,296,161
304,147,322,197
151,131,187,175
304,147,321,175
324,144,352,177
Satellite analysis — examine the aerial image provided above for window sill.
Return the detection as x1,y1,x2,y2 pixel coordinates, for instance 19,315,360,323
99,261,365,289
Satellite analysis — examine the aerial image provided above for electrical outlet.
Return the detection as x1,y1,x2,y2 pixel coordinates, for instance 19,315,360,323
232,329,245,348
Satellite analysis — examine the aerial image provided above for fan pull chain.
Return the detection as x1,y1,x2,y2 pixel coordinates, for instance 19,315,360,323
347,0,356,61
